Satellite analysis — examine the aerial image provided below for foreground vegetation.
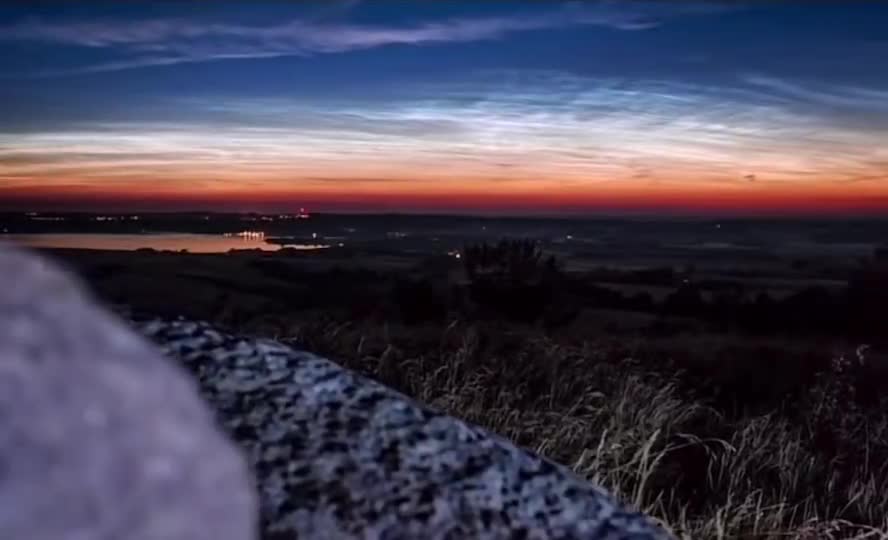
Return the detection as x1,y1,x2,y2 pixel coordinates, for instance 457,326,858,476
236,317,883,540
54,243,888,539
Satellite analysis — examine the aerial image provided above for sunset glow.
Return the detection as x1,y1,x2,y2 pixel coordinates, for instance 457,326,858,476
1,2,887,215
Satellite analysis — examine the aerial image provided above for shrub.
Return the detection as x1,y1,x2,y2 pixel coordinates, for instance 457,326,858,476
461,239,573,325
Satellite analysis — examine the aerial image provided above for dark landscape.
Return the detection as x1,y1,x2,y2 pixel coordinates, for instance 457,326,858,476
6,210,888,538
3,1,888,538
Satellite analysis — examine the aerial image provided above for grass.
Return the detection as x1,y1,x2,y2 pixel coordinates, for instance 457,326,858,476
251,318,888,540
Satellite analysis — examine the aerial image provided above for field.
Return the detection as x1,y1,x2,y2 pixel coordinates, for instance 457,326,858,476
35,219,888,539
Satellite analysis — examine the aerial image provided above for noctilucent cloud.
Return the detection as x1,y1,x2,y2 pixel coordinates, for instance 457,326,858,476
1,1,887,215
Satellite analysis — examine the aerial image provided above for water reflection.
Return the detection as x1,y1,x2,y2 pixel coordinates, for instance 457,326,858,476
3,233,330,254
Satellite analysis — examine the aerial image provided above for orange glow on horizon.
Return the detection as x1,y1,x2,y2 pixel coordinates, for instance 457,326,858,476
4,175,888,215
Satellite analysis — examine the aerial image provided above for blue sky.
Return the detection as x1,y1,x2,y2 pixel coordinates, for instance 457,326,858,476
1,1,887,214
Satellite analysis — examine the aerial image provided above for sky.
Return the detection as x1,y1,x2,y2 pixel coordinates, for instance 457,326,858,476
1,1,887,215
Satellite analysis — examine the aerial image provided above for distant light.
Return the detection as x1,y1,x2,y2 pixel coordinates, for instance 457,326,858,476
566,235,573,240
455,253,461,259
231,230,265,239
312,232,317,239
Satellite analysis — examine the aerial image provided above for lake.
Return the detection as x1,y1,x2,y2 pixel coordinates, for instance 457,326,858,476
2,233,331,253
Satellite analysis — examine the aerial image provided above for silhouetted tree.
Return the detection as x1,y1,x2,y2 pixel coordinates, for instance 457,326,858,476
461,239,571,324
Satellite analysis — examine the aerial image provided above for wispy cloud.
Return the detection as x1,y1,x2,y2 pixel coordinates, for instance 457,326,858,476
743,74,888,111
0,3,671,76
3,69,886,189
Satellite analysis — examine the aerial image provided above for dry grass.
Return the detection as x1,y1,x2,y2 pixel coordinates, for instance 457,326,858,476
259,318,888,540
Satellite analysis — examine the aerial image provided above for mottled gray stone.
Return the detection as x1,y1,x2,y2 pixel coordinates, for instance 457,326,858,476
138,319,675,540
0,245,257,540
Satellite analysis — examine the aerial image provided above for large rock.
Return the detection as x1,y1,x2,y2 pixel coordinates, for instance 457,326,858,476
139,319,675,540
0,246,257,540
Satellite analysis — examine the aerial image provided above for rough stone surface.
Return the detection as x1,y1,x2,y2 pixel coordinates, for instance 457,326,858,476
0,246,257,540
138,317,675,540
